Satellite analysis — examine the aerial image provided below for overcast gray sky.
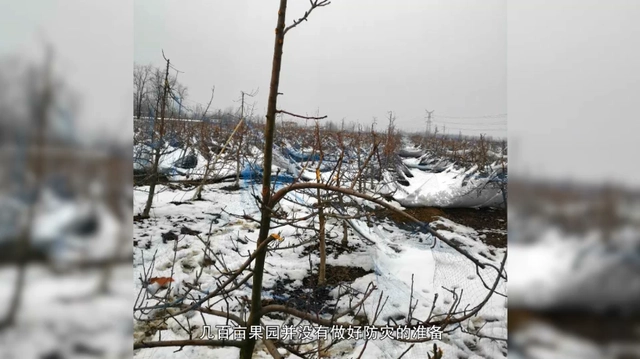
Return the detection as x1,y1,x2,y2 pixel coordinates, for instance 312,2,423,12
0,0,132,145
135,0,507,138
508,0,640,187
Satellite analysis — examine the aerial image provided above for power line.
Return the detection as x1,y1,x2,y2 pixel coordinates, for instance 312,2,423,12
439,127,506,132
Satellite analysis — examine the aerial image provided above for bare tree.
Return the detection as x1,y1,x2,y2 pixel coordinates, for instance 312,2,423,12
313,122,327,285
240,1,331,357
134,63,152,119
140,54,171,218
170,81,188,118
191,108,245,200
234,90,257,188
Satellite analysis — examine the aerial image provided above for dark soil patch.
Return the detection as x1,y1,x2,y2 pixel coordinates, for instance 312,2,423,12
134,175,235,187
376,207,447,226
181,261,196,271
375,206,507,248
221,183,242,191
299,240,362,259
480,232,505,249
439,207,506,248
263,265,373,316
303,265,373,287
161,231,178,243
180,226,201,235
133,172,169,186
201,256,215,267
133,214,148,223
169,201,192,206
440,207,505,231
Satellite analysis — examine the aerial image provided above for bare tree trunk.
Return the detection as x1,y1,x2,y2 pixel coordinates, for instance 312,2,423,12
356,127,363,193
314,122,327,285
142,57,170,218
235,92,245,188
317,188,326,285
240,1,288,357
342,220,349,247
336,132,348,247
235,127,243,188
136,93,143,119
192,118,243,200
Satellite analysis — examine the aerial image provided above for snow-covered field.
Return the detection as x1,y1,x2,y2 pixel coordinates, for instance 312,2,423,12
133,178,507,359
390,164,505,208
509,229,640,311
508,184,640,359
0,265,132,359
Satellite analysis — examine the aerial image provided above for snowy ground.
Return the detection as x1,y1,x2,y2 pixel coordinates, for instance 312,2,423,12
0,265,132,359
392,162,505,208
133,180,507,359
509,229,640,311
0,180,133,359
508,189,640,359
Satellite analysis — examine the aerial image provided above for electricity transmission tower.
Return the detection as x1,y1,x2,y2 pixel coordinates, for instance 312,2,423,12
425,109,434,136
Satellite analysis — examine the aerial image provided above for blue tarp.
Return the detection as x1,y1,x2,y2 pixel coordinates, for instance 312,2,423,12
240,164,296,185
